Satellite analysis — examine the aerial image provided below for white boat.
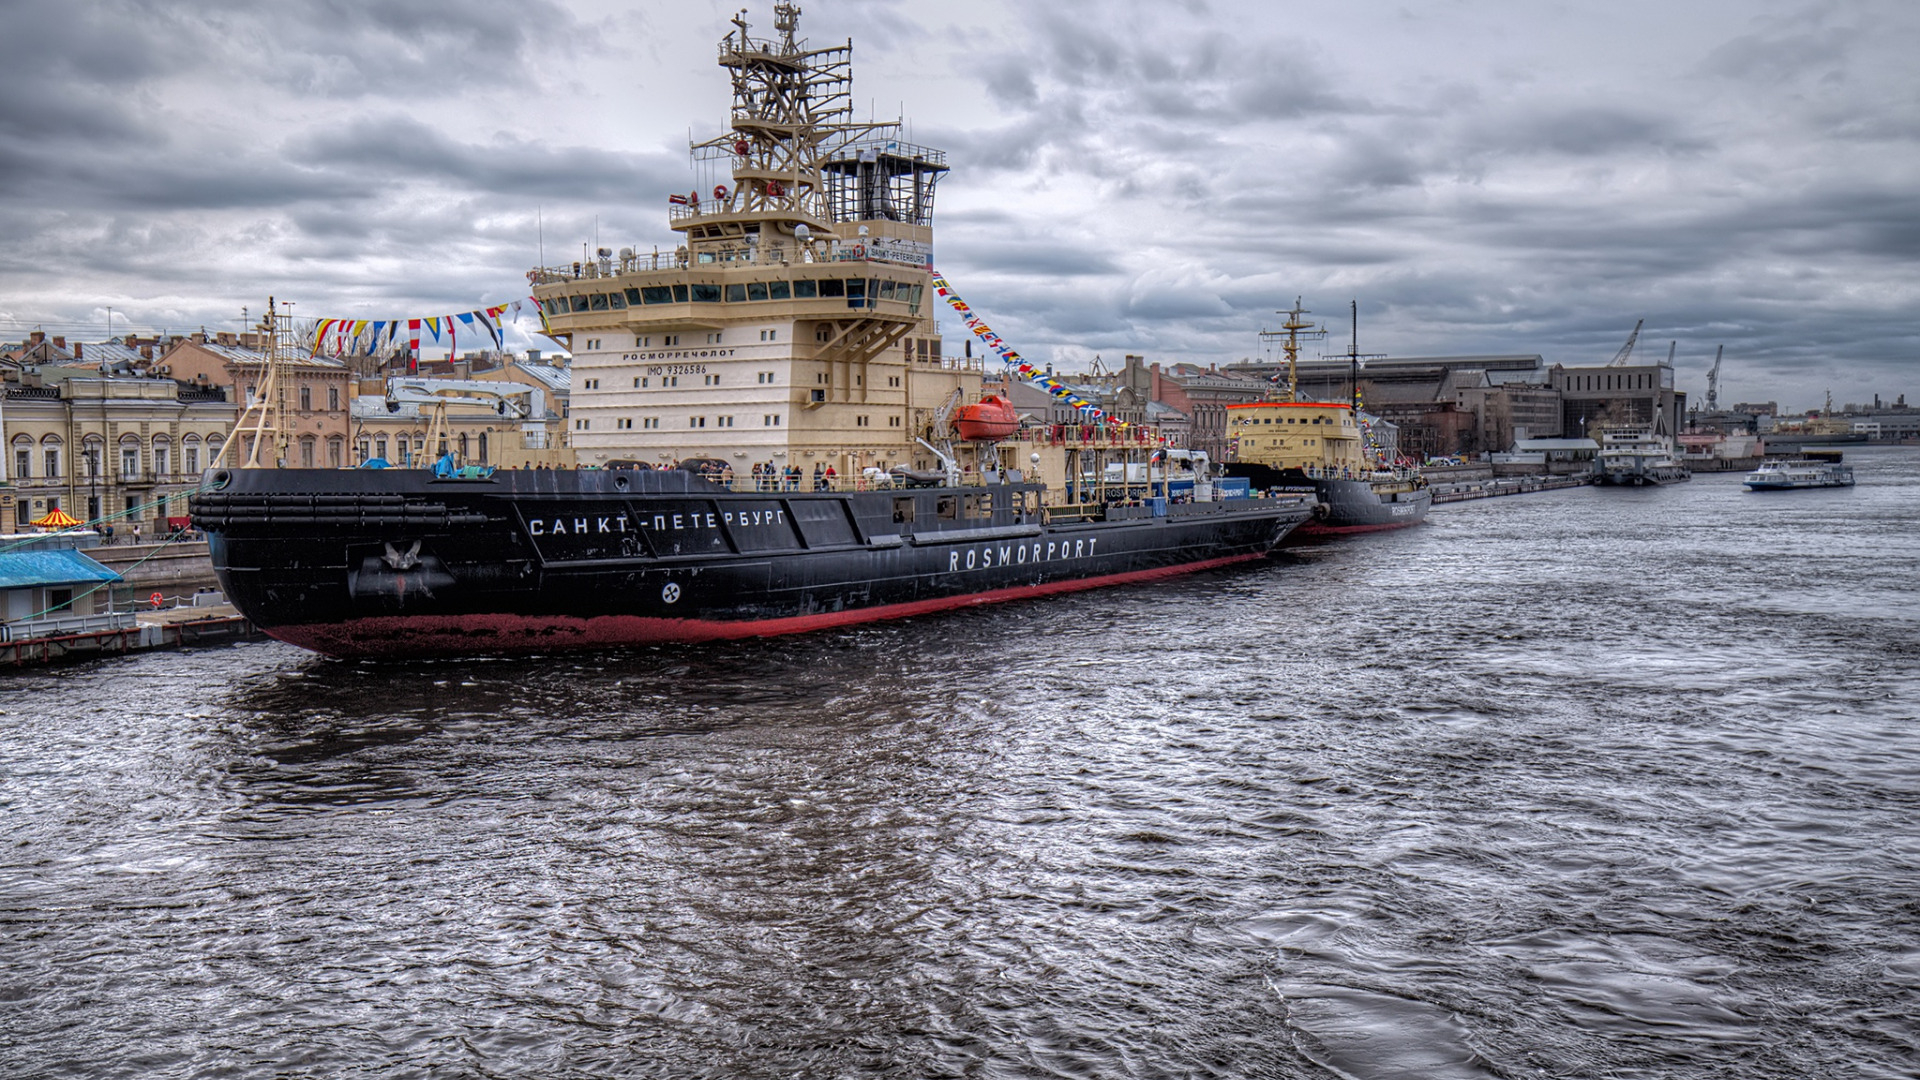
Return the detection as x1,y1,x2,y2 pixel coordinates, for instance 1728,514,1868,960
1594,425,1691,486
1744,457,1854,490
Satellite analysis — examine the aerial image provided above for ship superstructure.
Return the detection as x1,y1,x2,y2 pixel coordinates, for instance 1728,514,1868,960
532,4,974,478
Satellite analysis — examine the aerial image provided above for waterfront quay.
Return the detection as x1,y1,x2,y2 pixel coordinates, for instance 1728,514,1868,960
0,532,250,667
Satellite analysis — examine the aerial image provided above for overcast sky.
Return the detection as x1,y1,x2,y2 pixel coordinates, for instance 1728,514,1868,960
2,0,1915,411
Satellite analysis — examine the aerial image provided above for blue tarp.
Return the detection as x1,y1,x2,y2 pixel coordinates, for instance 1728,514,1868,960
0,549,123,590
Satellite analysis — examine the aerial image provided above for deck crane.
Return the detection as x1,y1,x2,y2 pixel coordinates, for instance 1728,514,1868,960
371,377,544,469
1705,344,1724,411
1606,319,1644,366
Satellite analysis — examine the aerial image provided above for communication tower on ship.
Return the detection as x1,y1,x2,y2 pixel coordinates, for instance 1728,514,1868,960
530,3,977,477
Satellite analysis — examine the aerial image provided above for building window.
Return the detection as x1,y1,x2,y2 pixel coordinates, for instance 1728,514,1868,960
153,445,170,476
575,419,590,430
185,446,200,474
665,376,678,387
376,438,389,460
13,448,28,480
299,437,316,468
889,416,901,427
706,332,723,344
664,334,680,346
45,447,61,478
635,377,647,387
329,386,340,410
476,433,487,463
704,374,720,386
856,415,870,427
643,417,659,429
299,385,312,411
764,414,781,427
584,378,600,390
690,416,706,428
121,445,141,478
717,416,733,427
758,372,773,384
760,329,778,342
617,418,634,429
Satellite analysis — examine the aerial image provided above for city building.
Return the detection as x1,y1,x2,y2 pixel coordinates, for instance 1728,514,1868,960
3,354,235,534
162,333,353,468
1551,361,1687,441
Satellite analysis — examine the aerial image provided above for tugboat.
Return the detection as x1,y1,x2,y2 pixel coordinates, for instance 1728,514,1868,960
188,5,1316,659
1221,299,1431,535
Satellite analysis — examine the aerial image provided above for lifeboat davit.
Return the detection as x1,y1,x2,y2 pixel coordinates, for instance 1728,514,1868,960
952,395,1018,441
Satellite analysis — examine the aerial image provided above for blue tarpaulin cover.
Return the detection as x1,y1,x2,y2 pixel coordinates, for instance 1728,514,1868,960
0,550,123,590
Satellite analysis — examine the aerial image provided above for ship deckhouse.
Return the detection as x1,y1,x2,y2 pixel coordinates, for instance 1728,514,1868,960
1228,401,1364,474
531,4,976,475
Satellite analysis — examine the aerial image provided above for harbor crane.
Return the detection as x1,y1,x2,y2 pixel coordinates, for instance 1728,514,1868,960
1705,344,1724,411
1607,319,1644,366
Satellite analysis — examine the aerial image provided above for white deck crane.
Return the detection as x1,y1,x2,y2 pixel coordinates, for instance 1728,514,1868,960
374,378,546,469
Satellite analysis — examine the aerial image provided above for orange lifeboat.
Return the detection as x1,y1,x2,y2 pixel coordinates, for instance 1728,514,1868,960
952,395,1018,441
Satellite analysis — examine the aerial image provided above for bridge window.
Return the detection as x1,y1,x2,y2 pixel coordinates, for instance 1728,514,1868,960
608,292,626,309
590,294,610,311
769,281,791,300
747,282,769,302
569,296,589,313
794,279,819,298
819,278,845,297
690,283,721,303
641,286,672,304
725,284,747,302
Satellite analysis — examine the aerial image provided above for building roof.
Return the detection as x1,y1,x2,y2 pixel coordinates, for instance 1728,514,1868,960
173,341,348,370
78,341,151,367
512,361,571,392
0,549,122,591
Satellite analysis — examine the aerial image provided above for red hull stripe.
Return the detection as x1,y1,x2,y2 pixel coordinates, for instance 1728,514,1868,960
266,551,1271,657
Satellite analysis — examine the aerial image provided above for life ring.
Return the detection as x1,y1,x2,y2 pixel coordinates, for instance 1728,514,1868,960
149,591,164,608
851,243,865,259
713,184,729,200
733,138,750,156
766,180,784,197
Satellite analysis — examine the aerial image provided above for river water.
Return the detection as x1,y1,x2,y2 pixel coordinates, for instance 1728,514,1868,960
4,448,1917,1079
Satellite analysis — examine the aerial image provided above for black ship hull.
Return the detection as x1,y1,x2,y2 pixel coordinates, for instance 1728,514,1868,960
190,468,1313,658
1222,464,1431,537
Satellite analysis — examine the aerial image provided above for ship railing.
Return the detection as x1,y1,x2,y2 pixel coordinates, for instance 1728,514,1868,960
699,472,1008,494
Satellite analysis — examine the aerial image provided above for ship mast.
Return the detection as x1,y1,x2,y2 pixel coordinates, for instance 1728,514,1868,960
675,3,943,256
1257,298,1325,402
218,297,294,470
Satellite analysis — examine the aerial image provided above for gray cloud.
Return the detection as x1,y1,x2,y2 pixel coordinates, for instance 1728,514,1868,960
2,0,1916,409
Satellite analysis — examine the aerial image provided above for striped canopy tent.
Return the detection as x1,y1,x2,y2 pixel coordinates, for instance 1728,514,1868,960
30,509,83,529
